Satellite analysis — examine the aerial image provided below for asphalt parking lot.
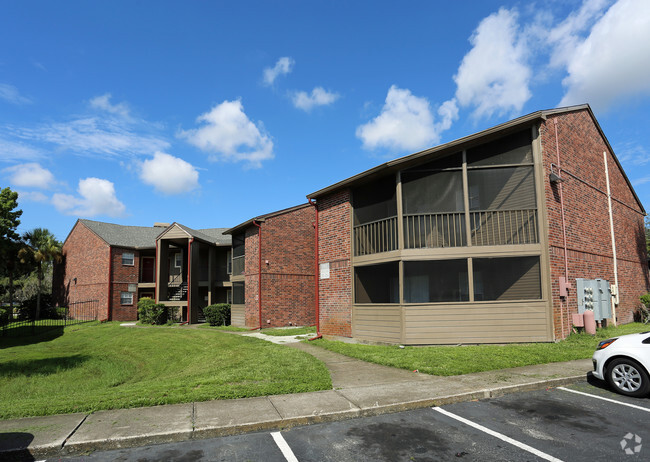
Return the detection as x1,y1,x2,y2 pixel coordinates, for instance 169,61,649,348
54,379,650,462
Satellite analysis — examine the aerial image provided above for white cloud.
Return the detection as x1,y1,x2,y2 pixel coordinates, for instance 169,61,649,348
52,178,126,217
559,0,650,110
89,93,131,119
547,0,611,69
140,152,199,195
292,87,340,111
179,100,274,168
263,57,294,86
0,83,31,105
12,116,169,159
16,191,49,203
0,137,42,161
356,86,457,152
454,8,531,118
3,163,56,189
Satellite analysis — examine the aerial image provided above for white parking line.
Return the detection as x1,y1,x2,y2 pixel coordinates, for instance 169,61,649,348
432,407,564,462
557,387,650,413
271,431,300,462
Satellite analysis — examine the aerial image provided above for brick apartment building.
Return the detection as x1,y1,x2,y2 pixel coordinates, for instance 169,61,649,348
55,220,232,322
225,204,316,328
307,105,649,344
54,104,649,343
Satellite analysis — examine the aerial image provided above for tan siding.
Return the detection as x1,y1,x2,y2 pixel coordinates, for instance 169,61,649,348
403,301,550,344
352,305,401,343
162,226,190,239
231,304,245,327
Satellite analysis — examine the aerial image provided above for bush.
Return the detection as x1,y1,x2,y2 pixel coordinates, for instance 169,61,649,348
0,306,11,326
203,304,231,326
138,297,168,325
16,294,57,320
640,293,650,308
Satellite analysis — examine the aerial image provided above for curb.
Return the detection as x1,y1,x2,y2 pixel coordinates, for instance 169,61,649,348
27,374,587,459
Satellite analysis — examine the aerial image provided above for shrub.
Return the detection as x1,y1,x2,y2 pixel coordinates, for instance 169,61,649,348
138,297,168,325
0,306,11,326
16,294,56,320
640,293,650,308
203,303,231,326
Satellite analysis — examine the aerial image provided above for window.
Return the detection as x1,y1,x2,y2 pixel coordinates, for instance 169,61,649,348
122,252,134,266
403,259,469,303
472,256,541,301
226,289,232,304
226,250,232,275
232,282,245,305
120,292,134,305
174,253,182,268
354,262,399,304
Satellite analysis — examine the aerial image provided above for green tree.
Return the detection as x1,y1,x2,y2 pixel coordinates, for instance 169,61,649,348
0,187,23,311
19,228,62,320
0,187,22,243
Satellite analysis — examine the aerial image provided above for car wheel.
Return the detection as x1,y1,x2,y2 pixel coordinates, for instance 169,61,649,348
606,358,650,397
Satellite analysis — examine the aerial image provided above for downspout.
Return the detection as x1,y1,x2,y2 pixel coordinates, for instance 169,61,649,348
187,238,194,324
554,118,570,338
154,240,158,304
604,151,619,326
107,246,113,321
308,198,322,341
252,220,263,330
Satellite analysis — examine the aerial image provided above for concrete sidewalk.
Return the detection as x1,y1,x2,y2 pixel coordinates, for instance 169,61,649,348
0,339,592,461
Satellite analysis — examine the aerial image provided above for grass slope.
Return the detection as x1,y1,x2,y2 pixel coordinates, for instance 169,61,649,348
0,322,331,420
311,323,650,376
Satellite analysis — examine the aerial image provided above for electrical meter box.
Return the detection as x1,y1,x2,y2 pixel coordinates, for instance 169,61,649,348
575,278,612,322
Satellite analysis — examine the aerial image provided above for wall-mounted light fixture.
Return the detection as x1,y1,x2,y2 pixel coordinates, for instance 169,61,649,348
549,171,564,183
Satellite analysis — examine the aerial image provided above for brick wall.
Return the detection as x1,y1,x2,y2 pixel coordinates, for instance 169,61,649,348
317,190,352,338
110,247,140,321
56,221,110,320
242,206,316,327
540,110,649,339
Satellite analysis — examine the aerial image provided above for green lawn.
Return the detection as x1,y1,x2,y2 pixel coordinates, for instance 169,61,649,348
310,323,650,376
0,322,331,420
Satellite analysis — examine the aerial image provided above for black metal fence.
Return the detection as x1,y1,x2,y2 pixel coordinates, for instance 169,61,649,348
0,299,99,337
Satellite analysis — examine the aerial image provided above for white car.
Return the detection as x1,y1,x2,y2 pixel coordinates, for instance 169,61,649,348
592,331,650,397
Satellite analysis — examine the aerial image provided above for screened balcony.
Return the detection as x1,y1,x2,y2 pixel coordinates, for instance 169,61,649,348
353,129,539,255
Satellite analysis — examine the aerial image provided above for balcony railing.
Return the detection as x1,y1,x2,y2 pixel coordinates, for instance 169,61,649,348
470,209,538,246
353,216,398,256
232,255,245,276
404,212,466,249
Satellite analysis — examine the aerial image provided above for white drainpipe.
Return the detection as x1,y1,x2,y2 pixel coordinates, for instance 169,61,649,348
604,151,619,325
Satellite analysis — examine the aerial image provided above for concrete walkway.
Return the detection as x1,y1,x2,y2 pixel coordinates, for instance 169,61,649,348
0,336,593,460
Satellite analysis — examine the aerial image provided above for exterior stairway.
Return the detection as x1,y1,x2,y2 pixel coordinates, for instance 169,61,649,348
168,282,188,301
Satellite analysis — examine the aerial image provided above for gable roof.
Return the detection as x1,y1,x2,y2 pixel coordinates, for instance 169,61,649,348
74,219,231,249
305,104,645,214
157,222,232,246
224,203,312,235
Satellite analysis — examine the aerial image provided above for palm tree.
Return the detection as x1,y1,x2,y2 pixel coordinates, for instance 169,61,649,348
19,228,62,320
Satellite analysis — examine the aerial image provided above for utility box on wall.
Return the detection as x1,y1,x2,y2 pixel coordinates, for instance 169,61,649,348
576,278,612,322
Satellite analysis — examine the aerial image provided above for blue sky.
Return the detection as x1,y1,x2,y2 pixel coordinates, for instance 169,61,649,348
1,0,649,241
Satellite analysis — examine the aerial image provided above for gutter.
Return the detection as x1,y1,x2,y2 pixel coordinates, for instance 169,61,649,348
308,199,322,341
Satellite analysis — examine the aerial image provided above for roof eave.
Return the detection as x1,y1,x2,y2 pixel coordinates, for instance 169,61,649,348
306,106,595,200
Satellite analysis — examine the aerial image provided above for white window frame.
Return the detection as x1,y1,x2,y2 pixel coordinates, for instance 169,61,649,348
122,252,135,266
174,252,182,268
120,291,134,305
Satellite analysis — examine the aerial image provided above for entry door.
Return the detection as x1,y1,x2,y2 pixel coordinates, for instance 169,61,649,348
141,257,155,283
